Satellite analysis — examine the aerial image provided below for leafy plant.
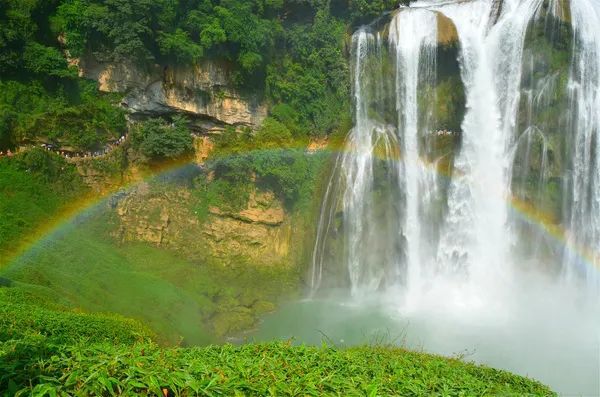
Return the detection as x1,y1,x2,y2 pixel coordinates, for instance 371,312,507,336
131,116,194,161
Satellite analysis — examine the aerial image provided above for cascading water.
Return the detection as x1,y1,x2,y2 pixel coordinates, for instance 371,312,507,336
301,0,600,393
310,28,403,295
310,9,442,297
312,0,547,298
313,0,600,298
431,0,544,299
389,9,439,302
563,0,600,292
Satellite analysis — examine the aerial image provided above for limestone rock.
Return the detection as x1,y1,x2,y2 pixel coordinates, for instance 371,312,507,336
209,190,285,226
114,185,202,250
112,184,292,267
194,136,214,165
79,58,267,131
307,138,329,153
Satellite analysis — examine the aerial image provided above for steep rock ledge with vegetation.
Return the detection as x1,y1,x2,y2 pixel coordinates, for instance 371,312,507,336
113,182,296,268
80,58,267,132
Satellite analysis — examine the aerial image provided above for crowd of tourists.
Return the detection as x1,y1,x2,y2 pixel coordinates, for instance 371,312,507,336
42,135,128,159
0,135,128,160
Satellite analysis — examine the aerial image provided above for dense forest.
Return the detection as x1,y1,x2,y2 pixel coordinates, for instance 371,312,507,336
0,0,403,152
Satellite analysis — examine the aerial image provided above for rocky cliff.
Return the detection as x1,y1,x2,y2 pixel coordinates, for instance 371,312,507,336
112,181,299,269
80,58,267,133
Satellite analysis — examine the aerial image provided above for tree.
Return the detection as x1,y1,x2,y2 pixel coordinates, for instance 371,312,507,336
23,42,77,78
0,0,40,73
157,29,203,63
133,116,194,160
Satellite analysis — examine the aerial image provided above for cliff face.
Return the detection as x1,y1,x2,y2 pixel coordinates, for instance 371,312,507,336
80,58,267,133
112,182,300,269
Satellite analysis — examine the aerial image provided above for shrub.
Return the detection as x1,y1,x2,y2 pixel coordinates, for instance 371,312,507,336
0,80,126,151
132,116,194,161
1,341,555,396
194,148,328,218
254,117,294,148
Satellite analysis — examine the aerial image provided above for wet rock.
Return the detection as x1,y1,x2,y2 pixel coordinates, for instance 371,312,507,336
437,13,459,46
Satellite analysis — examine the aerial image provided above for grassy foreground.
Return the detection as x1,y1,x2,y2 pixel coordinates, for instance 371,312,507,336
0,288,555,396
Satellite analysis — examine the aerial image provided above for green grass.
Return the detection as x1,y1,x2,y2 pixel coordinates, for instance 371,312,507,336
1,337,554,396
0,287,151,345
0,286,152,395
2,214,299,346
0,149,555,396
0,280,555,396
0,150,87,262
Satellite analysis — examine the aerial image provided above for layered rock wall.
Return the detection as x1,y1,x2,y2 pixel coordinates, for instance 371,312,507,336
80,58,267,133
112,183,296,268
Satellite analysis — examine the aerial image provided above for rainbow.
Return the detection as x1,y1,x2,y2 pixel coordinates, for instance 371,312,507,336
0,155,196,268
2,144,599,277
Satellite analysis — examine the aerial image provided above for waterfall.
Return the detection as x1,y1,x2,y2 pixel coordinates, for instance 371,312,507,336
563,0,600,292
311,0,600,299
389,9,439,300
310,28,403,295
304,1,600,391
310,10,440,296
432,0,542,289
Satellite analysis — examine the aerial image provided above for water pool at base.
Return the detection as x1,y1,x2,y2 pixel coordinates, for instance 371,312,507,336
250,285,599,396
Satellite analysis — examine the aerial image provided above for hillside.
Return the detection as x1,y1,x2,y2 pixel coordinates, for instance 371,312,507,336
0,287,554,396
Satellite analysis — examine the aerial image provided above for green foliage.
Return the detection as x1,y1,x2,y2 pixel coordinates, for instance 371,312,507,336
2,215,299,345
0,0,46,74
54,0,170,62
267,9,351,135
54,0,283,81
23,43,78,78
255,117,294,147
0,0,387,147
270,103,302,136
194,146,328,218
1,338,555,396
0,149,87,260
132,116,194,161
157,29,203,63
194,174,252,217
193,119,329,219
0,79,126,151
252,149,328,207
